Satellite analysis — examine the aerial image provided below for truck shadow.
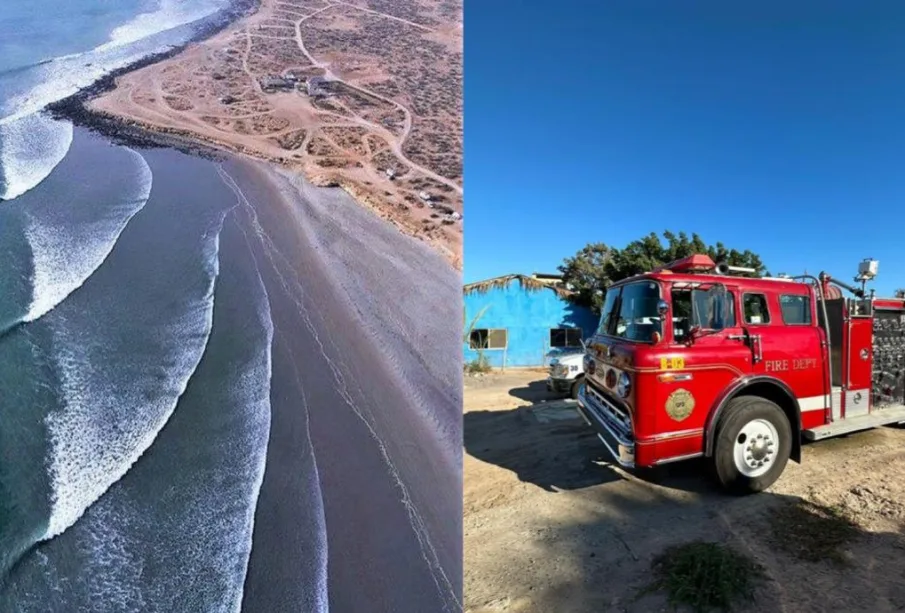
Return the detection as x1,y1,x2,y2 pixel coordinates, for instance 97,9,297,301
464,406,621,491
508,380,562,403
464,401,722,494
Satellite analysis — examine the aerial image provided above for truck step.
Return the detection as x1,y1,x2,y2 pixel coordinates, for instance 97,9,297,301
803,405,905,441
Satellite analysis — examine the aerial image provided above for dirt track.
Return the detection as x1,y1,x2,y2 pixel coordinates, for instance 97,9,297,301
464,370,905,612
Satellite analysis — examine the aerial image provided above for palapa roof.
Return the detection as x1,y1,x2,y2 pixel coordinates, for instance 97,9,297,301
463,274,575,298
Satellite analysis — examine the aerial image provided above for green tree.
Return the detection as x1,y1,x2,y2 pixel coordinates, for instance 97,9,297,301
558,231,768,312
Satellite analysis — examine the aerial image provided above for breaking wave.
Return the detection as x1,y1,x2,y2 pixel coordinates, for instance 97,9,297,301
103,0,228,51
41,210,225,540
0,114,73,201
0,0,232,201
24,147,152,322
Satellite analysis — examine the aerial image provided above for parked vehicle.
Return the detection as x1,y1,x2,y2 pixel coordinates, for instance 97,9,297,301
576,254,904,494
547,346,586,399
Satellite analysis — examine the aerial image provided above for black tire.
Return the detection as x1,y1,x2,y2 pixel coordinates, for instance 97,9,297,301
711,396,792,495
570,376,584,400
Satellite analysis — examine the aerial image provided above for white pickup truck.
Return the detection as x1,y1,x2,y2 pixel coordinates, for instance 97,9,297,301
545,345,586,399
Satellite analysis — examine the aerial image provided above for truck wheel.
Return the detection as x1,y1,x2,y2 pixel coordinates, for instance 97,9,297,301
711,396,791,495
570,376,584,400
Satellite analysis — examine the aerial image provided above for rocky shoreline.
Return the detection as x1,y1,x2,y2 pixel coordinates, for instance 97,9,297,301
45,0,260,159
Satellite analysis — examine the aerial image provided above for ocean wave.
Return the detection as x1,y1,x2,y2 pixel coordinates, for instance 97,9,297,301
0,0,229,126
231,228,276,613
24,147,152,322
0,113,73,201
2,208,283,612
41,209,225,541
102,0,228,52
0,0,230,200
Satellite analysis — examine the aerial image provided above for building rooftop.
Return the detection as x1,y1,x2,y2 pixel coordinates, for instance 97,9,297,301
464,274,575,298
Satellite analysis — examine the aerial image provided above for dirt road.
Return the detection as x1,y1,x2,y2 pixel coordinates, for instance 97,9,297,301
464,370,905,612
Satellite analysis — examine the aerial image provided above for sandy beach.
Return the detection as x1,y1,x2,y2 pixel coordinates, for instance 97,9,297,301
86,0,463,267
224,157,462,611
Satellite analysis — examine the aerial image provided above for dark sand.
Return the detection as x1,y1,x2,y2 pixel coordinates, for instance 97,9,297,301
225,159,462,612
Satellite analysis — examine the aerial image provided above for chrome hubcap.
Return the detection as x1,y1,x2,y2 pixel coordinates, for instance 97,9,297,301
732,418,779,478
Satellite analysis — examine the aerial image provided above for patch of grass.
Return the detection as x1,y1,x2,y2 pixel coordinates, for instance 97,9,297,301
644,540,764,613
768,499,860,565
464,355,492,374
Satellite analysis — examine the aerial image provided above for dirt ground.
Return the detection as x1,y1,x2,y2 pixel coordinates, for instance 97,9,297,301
464,369,905,612
90,0,463,267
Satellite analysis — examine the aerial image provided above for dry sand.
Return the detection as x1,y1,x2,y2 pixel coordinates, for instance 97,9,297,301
89,0,463,267
465,370,905,612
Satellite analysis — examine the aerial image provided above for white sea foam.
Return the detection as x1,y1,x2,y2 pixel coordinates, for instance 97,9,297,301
228,237,275,613
0,113,73,201
220,167,330,611
0,0,228,127
102,0,227,52
23,147,152,322
71,259,273,612
41,215,223,541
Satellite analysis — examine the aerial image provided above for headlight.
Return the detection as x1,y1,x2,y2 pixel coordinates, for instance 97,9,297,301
616,372,631,398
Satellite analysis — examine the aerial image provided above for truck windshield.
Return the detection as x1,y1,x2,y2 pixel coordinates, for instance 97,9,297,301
597,281,662,342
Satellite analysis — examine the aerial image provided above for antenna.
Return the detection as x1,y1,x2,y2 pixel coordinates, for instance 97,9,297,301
855,258,879,296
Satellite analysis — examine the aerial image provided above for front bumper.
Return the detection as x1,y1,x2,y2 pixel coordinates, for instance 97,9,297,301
576,383,635,468
546,376,572,392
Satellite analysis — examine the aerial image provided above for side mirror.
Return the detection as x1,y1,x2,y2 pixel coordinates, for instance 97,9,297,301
657,299,669,317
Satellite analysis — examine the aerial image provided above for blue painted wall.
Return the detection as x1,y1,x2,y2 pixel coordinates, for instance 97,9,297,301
464,281,599,367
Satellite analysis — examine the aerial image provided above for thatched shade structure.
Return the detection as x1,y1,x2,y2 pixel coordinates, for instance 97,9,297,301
463,274,575,299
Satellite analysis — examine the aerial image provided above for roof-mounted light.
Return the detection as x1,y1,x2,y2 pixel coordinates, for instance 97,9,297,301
654,254,716,274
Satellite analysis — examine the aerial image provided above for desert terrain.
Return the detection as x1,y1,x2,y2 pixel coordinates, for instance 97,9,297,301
465,370,905,612
90,0,463,267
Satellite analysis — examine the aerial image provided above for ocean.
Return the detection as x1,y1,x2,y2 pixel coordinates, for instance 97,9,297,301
0,0,329,610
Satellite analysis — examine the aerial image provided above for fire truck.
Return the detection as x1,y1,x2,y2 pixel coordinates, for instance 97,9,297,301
576,254,905,494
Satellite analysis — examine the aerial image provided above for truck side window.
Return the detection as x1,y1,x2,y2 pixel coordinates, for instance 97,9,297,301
743,293,770,324
670,287,736,338
780,294,812,325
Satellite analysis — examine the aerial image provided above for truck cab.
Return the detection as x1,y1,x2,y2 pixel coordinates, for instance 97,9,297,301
575,254,905,494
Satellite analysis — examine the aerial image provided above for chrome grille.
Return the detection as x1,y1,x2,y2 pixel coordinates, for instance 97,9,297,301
585,382,632,433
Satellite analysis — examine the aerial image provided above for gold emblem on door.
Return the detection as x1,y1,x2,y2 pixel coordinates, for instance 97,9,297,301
665,388,695,422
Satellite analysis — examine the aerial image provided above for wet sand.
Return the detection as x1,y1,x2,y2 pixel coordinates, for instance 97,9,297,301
225,158,462,612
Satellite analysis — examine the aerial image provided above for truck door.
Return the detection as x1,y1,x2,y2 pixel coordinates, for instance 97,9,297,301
842,315,873,418
741,290,828,419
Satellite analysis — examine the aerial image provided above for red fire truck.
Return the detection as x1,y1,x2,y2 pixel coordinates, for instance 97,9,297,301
576,254,905,494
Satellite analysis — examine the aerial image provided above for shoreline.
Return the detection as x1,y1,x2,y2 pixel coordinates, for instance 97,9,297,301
45,0,260,160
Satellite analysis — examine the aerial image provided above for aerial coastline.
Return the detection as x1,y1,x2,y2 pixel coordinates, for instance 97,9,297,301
51,0,463,268
1,0,463,609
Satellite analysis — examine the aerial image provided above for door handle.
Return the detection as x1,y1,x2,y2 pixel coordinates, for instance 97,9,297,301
751,334,763,363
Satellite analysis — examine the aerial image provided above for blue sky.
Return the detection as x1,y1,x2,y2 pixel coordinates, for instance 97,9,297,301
464,1,905,296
